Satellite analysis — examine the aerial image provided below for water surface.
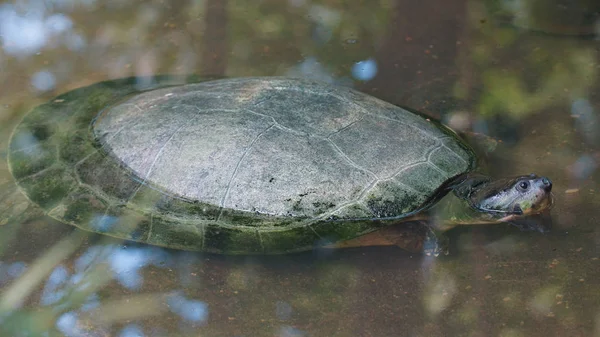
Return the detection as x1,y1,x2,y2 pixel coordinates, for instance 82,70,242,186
0,0,599,336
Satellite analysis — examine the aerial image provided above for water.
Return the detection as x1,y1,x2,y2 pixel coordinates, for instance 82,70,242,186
0,0,599,336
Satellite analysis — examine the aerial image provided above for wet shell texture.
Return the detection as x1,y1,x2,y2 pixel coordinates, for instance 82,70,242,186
8,76,475,254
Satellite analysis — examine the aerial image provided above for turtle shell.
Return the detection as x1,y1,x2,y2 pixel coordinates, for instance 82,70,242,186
8,76,476,254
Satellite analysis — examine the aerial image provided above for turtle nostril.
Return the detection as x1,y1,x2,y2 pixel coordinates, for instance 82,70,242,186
541,177,552,191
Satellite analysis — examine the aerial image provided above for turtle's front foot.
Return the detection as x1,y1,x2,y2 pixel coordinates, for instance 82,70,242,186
379,222,450,256
422,228,449,257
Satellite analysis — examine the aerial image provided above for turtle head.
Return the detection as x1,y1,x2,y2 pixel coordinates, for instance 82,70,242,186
469,174,553,217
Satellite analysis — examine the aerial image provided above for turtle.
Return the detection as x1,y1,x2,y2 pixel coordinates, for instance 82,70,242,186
3,76,554,255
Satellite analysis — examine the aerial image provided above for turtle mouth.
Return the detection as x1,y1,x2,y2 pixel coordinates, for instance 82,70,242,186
536,192,555,211
523,191,555,214
500,192,554,221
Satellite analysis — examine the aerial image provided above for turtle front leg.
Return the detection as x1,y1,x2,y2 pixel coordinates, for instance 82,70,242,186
377,222,449,256
327,221,449,256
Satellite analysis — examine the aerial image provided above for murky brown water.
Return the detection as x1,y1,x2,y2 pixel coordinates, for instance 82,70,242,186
0,0,599,336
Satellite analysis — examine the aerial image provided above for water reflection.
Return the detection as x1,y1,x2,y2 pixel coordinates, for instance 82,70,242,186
56,311,84,337
352,58,378,81
0,223,598,336
287,56,336,83
40,264,68,306
89,215,119,233
0,262,27,285
0,2,78,56
167,293,208,323
277,325,306,337
119,324,144,337
31,70,57,92
77,244,170,290
569,154,597,181
0,0,599,336
572,98,599,146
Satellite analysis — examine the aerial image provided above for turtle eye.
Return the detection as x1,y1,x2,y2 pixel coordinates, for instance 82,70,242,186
517,180,530,192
